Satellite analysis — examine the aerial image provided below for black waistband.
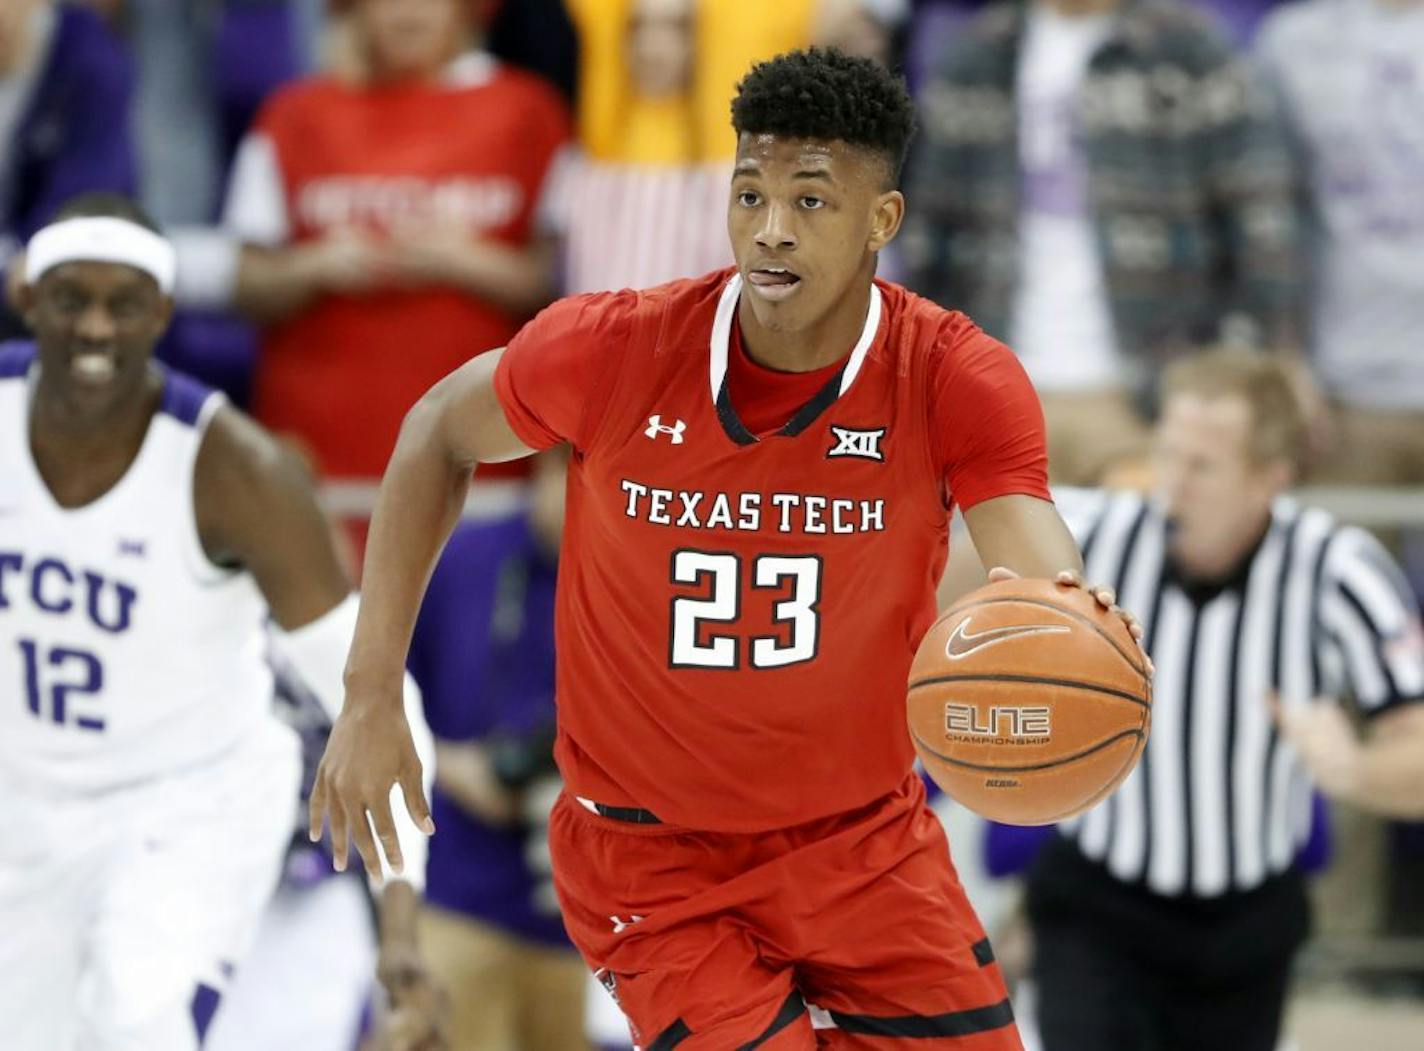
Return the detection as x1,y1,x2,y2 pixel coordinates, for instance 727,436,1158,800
589,799,662,824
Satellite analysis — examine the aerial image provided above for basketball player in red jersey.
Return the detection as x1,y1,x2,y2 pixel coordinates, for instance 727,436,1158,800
312,49,1144,1049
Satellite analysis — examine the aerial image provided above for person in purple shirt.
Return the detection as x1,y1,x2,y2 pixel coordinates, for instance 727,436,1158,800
406,451,587,1050
0,1,136,338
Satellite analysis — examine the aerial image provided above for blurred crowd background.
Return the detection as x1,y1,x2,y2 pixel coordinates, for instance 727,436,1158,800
4,0,1423,1048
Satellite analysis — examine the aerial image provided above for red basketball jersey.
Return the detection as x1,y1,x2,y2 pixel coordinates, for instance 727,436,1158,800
249,57,569,478
495,270,1049,831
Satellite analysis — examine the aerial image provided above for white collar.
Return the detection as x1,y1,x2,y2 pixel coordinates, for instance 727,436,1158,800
708,273,883,402
442,51,497,89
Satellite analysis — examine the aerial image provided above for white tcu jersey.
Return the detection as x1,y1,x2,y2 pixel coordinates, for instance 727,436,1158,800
0,343,274,792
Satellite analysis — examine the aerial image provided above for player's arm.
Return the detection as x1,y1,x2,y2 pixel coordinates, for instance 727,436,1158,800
194,404,351,627
1271,697,1424,820
312,350,535,876
935,330,1144,653
962,496,1145,657
1348,704,1424,818
961,495,1083,583
196,404,439,873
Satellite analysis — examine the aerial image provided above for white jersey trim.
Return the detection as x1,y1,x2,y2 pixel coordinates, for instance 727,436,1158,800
707,274,883,404
224,132,290,248
179,391,239,587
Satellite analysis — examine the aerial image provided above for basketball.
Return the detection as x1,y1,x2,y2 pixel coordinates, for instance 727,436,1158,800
908,578,1151,826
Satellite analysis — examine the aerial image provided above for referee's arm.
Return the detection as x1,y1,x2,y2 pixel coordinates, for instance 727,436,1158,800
1279,527,1424,819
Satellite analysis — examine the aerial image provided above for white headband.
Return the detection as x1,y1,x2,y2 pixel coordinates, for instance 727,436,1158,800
26,217,176,294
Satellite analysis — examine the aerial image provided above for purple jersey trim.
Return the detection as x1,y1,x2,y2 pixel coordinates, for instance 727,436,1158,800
0,340,35,378
190,983,222,1040
158,368,216,427
0,343,216,430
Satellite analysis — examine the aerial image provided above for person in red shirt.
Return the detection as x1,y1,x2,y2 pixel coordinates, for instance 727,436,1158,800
224,0,569,481
312,48,1145,1050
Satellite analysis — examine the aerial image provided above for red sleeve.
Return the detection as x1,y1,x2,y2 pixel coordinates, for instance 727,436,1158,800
493,290,636,452
930,319,1050,512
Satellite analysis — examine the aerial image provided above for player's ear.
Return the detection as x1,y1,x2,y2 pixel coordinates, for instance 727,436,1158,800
867,189,904,254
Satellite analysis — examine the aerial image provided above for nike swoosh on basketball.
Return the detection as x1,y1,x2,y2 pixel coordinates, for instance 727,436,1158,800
944,617,1070,660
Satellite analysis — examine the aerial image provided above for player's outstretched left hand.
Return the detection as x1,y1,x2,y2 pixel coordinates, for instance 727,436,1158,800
987,566,1154,677
309,694,434,880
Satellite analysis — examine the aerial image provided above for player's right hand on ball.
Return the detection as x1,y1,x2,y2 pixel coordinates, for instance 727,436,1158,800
309,691,434,880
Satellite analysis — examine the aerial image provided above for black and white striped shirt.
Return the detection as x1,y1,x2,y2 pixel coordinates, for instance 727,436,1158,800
1055,489,1424,898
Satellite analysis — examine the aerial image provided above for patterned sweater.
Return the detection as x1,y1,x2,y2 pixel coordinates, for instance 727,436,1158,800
903,0,1302,397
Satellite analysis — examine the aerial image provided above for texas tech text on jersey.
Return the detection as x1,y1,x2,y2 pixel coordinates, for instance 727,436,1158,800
619,480,887,535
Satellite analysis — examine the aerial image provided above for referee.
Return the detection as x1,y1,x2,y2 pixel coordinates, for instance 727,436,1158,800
965,351,1424,1051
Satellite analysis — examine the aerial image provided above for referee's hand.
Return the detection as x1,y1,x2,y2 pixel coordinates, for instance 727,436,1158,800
1267,691,1361,801
987,566,1155,677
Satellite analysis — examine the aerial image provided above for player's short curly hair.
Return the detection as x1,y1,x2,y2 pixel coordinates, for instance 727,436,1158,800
731,48,916,187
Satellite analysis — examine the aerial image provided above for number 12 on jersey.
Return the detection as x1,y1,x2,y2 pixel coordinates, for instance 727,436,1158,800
19,638,106,731
669,551,822,670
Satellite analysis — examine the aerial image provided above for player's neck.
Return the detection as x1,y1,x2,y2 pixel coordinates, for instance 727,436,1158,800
736,280,874,374
1167,515,1272,588
28,373,161,492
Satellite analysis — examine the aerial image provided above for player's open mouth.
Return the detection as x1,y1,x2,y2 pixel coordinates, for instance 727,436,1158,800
747,266,802,301
71,349,118,386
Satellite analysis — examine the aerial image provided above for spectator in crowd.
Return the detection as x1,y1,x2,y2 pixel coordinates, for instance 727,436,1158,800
113,1,319,408
559,0,818,293
0,0,136,337
904,0,1301,485
905,1,1286,98
121,0,316,230
1257,1,1424,492
560,0,723,292
224,0,569,487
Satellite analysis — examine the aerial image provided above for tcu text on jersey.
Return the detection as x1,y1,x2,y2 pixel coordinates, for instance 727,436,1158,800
0,552,138,633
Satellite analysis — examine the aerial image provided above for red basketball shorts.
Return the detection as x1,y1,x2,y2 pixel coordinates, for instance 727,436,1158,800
549,773,1024,1050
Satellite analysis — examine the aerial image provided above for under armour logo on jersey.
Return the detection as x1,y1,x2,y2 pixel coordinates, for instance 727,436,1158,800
610,914,645,933
645,415,686,444
827,425,887,462
117,539,146,558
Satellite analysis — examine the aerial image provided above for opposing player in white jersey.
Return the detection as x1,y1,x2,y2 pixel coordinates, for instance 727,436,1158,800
0,194,441,1051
